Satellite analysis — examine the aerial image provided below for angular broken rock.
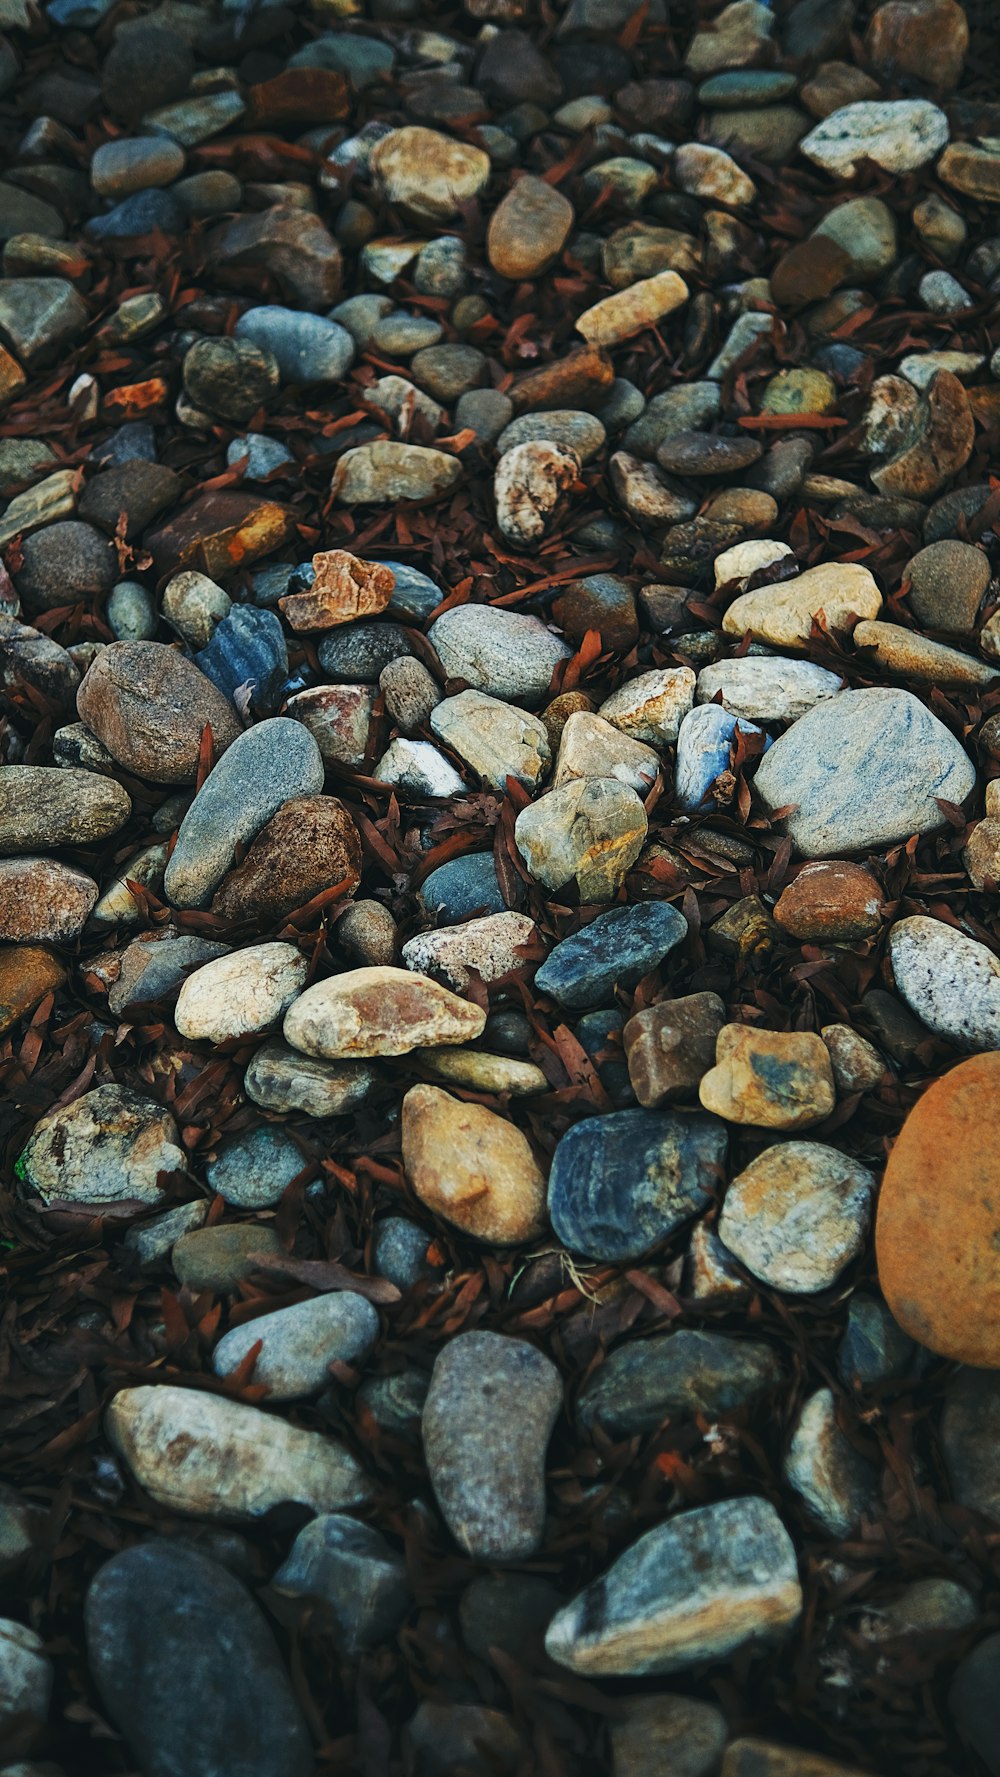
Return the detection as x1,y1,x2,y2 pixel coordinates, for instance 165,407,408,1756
210,795,362,924
402,1083,547,1244
422,1332,562,1561
545,1495,801,1676
18,1084,183,1208
870,370,974,499
206,203,343,310
430,689,550,792
284,965,485,1059
279,549,395,631
699,1026,836,1130
494,441,582,545
106,1385,370,1518
515,776,648,902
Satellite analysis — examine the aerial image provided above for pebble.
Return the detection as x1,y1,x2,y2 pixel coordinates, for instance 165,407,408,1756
280,549,394,631
0,944,64,1034
720,1140,874,1292
163,718,325,909
865,0,969,87
273,1515,410,1654
107,935,229,1016
784,1388,877,1537
576,270,689,346
723,561,880,649
422,1332,561,1560
17,1084,183,1209
162,571,231,649
401,1083,546,1244
578,1327,781,1438
700,1026,836,1129
0,766,129,853
624,993,726,1106
753,688,975,858
888,915,1000,1052
76,642,241,785
205,1126,306,1210
244,1039,376,1119
548,1106,726,1261
172,1225,285,1295
497,410,606,464
86,1544,311,1777
105,579,157,640
174,944,308,1044
88,839,170,932
285,966,485,1059
950,1633,1000,1777
673,142,756,205
194,605,288,714
774,861,882,942
0,857,98,944
212,1291,379,1401
515,776,648,902
906,539,989,632
430,690,550,790
375,737,465,798
610,453,698,526
106,1385,369,1519
611,1695,728,1777
876,1050,1000,1364
493,440,581,545
854,620,995,690
675,704,765,812
407,1703,521,1777
939,141,1000,204
182,336,280,425
487,175,574,279
234,306,354,383
657,431,762,477
534,902,688,1008
545,1495,800,1676
90,136,185,198
419,1048,547,1096
331,441,462,505
370,126,490,221
0,277,87,367
418,853,505,922
0,471,78,551
871,369,974,500
0,1619,51,1743
599,666,695,745
124,1201,207,1271
695,656,842,722
285,684,376,770
401,911,537,992
554,711,658,795
799,99,948,177
16,519,115,613
212,796,362,924
380,658,439,737
838,1292,916,1390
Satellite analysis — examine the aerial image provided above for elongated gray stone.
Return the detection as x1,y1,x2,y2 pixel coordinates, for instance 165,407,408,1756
888,915,1000,1050
577,1329,782,1438
212,1291,380,1400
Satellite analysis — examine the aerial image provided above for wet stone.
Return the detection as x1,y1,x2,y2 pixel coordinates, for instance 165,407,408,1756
548,1106,726,1262
402,1083,546,1244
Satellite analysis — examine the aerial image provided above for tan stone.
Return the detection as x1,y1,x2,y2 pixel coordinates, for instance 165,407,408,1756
699,1025,836,1129
938,142,1000,204
964,818,1000,889
599,666,696,746
279,549,395,631
0,766,131,854
723,562,881,649
853,620,995,690
774,861,883,941
370,126,490,221
0,858,98,944
487,175,574,279
283,965,485,1059
211,796,362,923
575,271,689,347
870,370,973,499
175,943,308,1044
0,944,64,1033
0,345,25,412
723,1737,868,1777
401,1082,546,1243
76,642,241,785
418,1048,547,1096
514,776,648,903
821,1024,886,1093
554,712,659,796
624,993,726,1106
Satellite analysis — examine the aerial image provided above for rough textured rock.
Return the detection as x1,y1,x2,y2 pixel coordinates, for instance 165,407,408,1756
279,550,394,632
211,796,362,924
888,915,1000,1052
799,99,949,177
700,1026,837,1130
578,1328,781,1437
534,902,688,1009
0,766,129,854
0,858,98,944
722,562,881,649
548,1107,726,1261
174,944,308,1044
515,777,648,901
721,1141,874,1293
402,1083,546,1244
623,993,726,1106
76,642,241,785
487,175,574,279
18,1085,183,1209
244,1040,376,1119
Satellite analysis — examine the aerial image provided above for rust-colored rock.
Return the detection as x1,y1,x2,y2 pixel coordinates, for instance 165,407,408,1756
279,550,395,632
401,1082,547,1244
0,944,64,1033
246,68,349,128
211,796,362,924
487,175,574,280
624,993,726,1106
876,1051,1000,1365
871,370,974,500
864,0,968,90
146,491,295,581
0,858,98,944
774,862,883,942
770,236,852,312
509,346,614,414
76,642,241,785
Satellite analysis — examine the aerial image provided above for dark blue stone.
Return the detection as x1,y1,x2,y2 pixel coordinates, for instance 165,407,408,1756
317,622,414,683
87,189,185,239
813,343,868,380
382,560,442,621
249,563,295,608
577,1328,782,1437
92,422,157,468
838,1292,920,1388
534,903,688,1010
575,1008,633,1107
195,605,287,713
373,1216,443,1291
418,852,505,923
548,1107,726,1262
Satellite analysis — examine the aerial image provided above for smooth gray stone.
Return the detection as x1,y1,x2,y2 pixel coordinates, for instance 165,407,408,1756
204,1125,306,1210
418,852,506,923
534,903,687,1009
244,1039,377,1118
428,605,571,705
234,305,354,383
273,1514,410,1653
212,1291,379,1401
577,1328,782,1437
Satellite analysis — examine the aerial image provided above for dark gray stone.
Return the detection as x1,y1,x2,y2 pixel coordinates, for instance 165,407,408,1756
382,559,442,621
16,521,116,614
548,1108,726,1261
203,1126,306,1210
356,1368,428,1439
108,935,231,1015
373,1216,441,1290
534,903,688,1009
942,1368,1000,1522
317,621,414,682
459,1573,562,1664
87,190,186,239
418,852,505,923
578,1329,782,1438
273,1514,410,1653
950,1631,1000,1775
838,1292,918,1388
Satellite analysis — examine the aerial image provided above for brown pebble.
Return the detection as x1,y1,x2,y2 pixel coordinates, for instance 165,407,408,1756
211,796,362,924
0,857,98,944
624,992,726,1106
770,236,852,311
774,862,883,941
0,943,65,1032
279,549,395,632
77,642,241,785
509,346,613,414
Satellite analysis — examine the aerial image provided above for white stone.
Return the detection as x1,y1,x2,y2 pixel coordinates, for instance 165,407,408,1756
889,915,1000,1050
673,142,756,206
554,711,660,795
599,666,696,746
284,965,486,1059
374,738,465,798
719,1141,875,1294
493,440,582,545
401,912,538,992
799,100,949,179
174,942,308,1043
430,690,550,791
714,539,794,590
428,604,571,705
695,657,843,723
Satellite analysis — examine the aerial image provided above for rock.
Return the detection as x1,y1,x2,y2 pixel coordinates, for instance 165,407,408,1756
839,1292,916,1388
233,306,354,384
548,1106,726,1261
695,656,842,722
76,643,241,786
599,666,695,746
720,1140,874,1291
370,126,489,221
493,441,581,545
865,0,968,87
430,690,550,791
85,1544,311,1777
206,204,342,310
938,141,1000,203
107,935,230,1016
205,1126,305,1210
194,605,288,714
429,605,571,705
810,196,897,281
285,966,485,1059
0,1618,51,1746
623,993,726,1106
174,944,308,1044
723,1743,868,1777
331,441,461,505
784,1387,877,1537
212,1291,379,1401
162,572,231,649
402,1083,546,1243
0,278,87,366
125,1202,209,1271
545,1495,800,1675
578,1327,781,1438
422,1332,561,1560
876,1050,1000,1364
279,549,394,631
285,684,376,770
950,1632,1000,1777
610,1694,728,1777
105,579,158,639
16,520,115,614
799,99,948,177
774,862,882,942
182,336,280,425
700,1026,836,1130
753,688,975,857
771,235,852,309
487,175,573,278
675,705,766,812
906,539,989,632
419,1048,547,1096
0,471,78,550
0,767,129,853
610,453,698,527
0,619,80,706
515,777,648,902
106,1385,369,1518
674,142,756,206
381,657,440,735
722,561,880,649
172,1224,285,1295
17,1085,183,1209
0,944,64,1033
164,719,325,909
534,903,688,1008
419,853,505,923
498,411,607,465
855,620,994,690
272,1515,409,1653
146,492,294,585
657,431,763,477
460,1572,562,1666
0,858,98,944
401,912,537,992
372,1217,440,1291
336,900,397,966
941,1367,1000,1521
375,737,465,798
80,464,182,542
509,344,614,414
456,387,514,444
870,370,974,499
760,368,837,416
87,839,170,932
888,916,1000,1053
212,797,362,924
576,271,688,348
91,135,185,199
411,343,486,402
406,1703,521,1777
554,712,658,796
244,1039,375,1119
319,623,415,685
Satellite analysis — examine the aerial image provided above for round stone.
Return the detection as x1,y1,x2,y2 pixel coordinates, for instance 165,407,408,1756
905,539,990,633
16,520,116,614
182,337,280,425
76,642,241,785
720,1141,875,1293
487,175,574,279
401,1083,546,1244
774,862,883,941
888,915,1000,1051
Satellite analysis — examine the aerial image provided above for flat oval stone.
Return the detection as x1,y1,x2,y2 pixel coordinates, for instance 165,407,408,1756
0,857,98,943
422,1332,562,1561
577,1328,782,1438
497,410,606,465
204,1126,306,1210
105,1385,369,1519
888,915,1000,1050
164,718,325,909
428,605,571,705
656,431,762,476
76,642,241,785
402,1082,546,1244
175,943,308,1044
244,1039,376,1118
0,766,129,853
234,305,354,383
545,1496,801,1677
18,1084,183,1208
285,966,485,1059
172,1224,285,1294
548,1107,727,1262
876,1051,1000,1364
753,688,975,858
720,1140,874,1293
487,174,574,279
534,902,687,1009
696,656,842,722
212,1291,380,1400
86,1543,311,1777
331,441,462,504
722,561,881,649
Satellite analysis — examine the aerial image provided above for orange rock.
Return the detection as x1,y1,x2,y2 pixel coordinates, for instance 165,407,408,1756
146,491,295,580
0,944,64,1033
0,346,26,412
102,377,170,420
876,1052,1000,1365
699,1025,836,1129
279,549,395,632
509,346,613,414
774,861,883,941
864,0,968,90
401,1083,547,1244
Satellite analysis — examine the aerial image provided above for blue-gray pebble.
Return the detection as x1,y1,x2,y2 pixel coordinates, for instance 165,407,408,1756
204,1124,306,1209
418,852,506,923
234,306,354,383
548,1108,727,1262
534,903,688,1009
195,604,288,712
